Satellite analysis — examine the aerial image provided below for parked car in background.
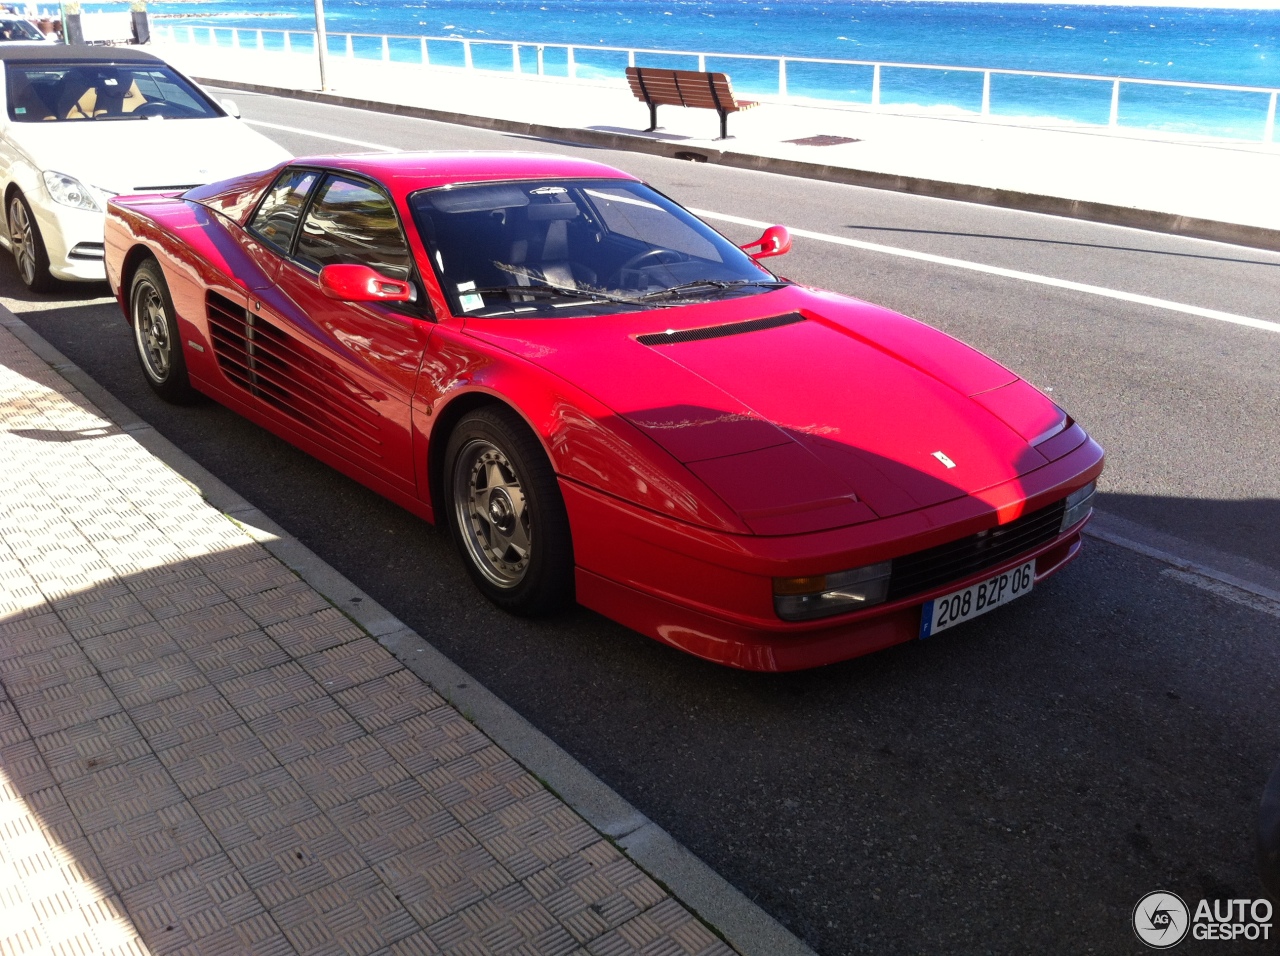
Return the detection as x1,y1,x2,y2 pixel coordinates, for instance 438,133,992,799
0,15,56,44
104,151,1104,671
0,45,290,291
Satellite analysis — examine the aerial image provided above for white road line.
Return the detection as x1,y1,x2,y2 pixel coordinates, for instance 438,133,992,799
692,208,1280,335
1163,568,1280,620
242,115,1278,335
243,119,400,152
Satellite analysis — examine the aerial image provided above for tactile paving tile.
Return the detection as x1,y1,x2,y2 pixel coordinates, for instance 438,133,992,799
584,899,735,956
297,638,403,694
269,867,420,956
189,766,323,851
266,605,368,658
423,881,579,956
2,326,739,956
523,842,668,945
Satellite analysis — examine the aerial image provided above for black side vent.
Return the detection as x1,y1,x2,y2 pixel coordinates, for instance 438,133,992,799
205,291,385,458
886,499,1067,602
637,312,804,346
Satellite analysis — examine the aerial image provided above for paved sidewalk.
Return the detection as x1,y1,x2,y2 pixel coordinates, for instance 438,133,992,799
156,39,1280,248
0,319,736,955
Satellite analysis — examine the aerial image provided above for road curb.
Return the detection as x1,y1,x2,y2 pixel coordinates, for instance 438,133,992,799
0,304,818,956
199,76,1280,254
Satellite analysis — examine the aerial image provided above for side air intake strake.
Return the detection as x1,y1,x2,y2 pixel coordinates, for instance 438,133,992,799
206,291,385,459
637,312,804,346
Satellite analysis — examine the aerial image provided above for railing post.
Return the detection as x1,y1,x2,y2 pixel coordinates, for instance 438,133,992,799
628,49,635,68
420,37,428,66
567,45,575,79
231,28,239,49
1109,78,1120,127
284,30,292,53
981,70,990,116
513,43,521,73
698,53,706,71
382,35,390,62
345,33,353,58
463,39,473,69
537,45,544,75
872,63,881,110
778,58,787,97
256,29,263,50
1265,91,1277,145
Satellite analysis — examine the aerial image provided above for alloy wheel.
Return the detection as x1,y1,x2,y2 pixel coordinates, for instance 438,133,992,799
452,439,531,588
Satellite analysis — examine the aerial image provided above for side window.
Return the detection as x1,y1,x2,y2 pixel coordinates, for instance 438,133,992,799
294,175,413,280
249,168,320,254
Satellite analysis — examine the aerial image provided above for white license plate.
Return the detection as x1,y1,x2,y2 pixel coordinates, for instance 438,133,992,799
919,560,1035,639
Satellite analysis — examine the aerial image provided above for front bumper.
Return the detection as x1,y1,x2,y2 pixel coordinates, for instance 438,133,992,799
563,429,1104,671
31,199,107,282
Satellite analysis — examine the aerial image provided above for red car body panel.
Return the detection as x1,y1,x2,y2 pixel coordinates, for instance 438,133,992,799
105,151,1104,671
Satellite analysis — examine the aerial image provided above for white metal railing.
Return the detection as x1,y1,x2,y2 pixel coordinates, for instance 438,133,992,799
152,23,1280,144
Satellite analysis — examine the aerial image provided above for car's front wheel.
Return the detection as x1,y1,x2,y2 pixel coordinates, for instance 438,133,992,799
131,257,199,404
444,406,573,616
7,192,54,292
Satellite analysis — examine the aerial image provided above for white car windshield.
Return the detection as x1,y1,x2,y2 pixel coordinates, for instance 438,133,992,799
408,178,784,317
5,61,221,122
0,19,46,41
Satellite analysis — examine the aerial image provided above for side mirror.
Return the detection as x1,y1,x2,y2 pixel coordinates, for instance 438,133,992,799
319,263,413,303
220,98,241,118
739,224,791,260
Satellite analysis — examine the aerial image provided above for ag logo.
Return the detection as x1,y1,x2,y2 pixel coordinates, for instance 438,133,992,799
1133,891,1190,949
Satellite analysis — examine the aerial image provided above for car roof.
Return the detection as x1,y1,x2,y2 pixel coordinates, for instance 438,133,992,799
291,151,639,197
0,45,163,63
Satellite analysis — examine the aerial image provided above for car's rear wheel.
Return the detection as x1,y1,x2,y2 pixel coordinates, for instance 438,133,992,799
444,406,573,616
8,192,54,292
131,258,199,404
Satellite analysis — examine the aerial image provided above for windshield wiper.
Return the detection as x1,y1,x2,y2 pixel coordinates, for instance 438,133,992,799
637,278,789,302
470,284,638,305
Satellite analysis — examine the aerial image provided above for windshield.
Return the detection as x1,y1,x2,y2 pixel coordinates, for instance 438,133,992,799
5,61,221,122
0,19,45,41
408,178,782,317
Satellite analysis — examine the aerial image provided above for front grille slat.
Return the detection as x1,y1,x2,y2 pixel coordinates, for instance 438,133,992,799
887,500,1066,602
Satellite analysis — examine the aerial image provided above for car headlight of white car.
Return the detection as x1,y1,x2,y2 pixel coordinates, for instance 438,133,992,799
42,171,103,212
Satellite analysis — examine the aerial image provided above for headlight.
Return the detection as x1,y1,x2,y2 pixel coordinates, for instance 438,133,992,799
1061,481,1096,531
774,561,892,621
42,171,100,211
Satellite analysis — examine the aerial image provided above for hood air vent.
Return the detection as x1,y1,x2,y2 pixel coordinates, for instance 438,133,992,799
637,312,804,346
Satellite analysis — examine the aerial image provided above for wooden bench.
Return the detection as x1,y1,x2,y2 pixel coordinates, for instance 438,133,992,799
625,66,758,140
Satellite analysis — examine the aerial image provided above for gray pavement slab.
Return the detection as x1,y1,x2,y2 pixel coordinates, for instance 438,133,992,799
0,314,808,955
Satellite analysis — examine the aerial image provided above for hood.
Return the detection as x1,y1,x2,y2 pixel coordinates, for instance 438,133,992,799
469,288,1063,535
11,116,291,194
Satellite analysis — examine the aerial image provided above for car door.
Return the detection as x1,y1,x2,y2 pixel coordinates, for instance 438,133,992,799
235,170,432,493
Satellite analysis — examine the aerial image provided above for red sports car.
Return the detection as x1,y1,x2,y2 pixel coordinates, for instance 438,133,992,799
104,152,1103,671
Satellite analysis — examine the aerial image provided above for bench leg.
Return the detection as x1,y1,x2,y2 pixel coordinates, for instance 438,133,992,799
717,108,728,140
647,102,658,132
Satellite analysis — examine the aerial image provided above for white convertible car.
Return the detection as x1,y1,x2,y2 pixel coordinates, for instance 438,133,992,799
0,45,290,290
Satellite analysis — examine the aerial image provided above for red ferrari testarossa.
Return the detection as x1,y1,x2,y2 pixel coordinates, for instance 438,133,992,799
105,151,1103,671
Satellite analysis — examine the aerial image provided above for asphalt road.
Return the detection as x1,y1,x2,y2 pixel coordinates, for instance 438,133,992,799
7,92,1280,955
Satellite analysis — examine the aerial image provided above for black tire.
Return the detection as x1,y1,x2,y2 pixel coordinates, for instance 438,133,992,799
443,406,574,616
8,191,55,293
130,258,200,405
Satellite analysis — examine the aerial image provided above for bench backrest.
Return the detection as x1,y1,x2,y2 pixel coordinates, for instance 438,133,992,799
626,67,746,113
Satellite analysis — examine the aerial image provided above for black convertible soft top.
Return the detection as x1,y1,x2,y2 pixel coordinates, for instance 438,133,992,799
0,45,162,64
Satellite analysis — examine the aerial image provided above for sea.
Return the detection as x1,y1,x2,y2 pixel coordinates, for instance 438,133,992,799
108,1,1280,137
